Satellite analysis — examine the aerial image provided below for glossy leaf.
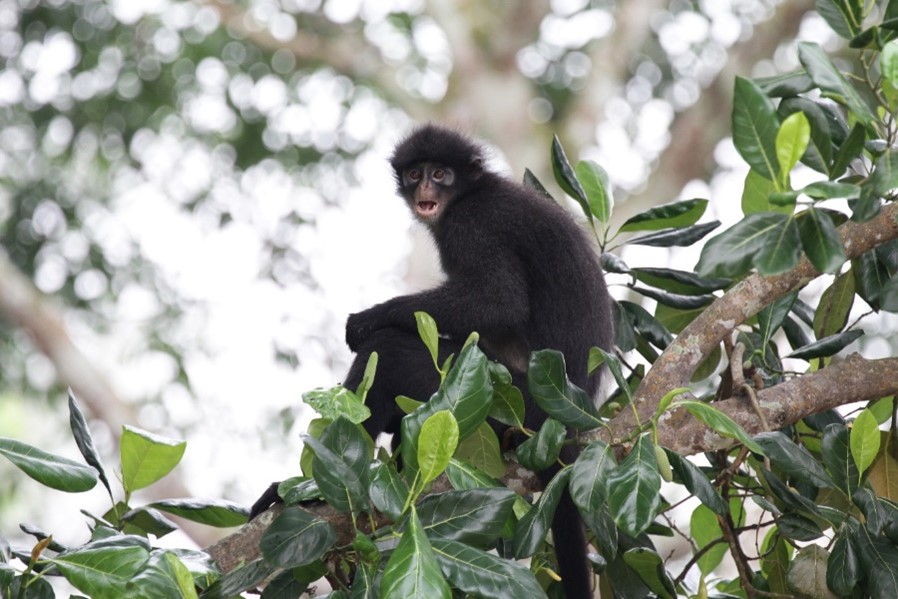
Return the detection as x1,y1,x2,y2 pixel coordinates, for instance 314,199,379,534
453,422,505,479
778,513,823,541
431,539,546,599
813,270,854,338
756,70,815,96
512,468,572,558
126,551,197,599
68,390,112,498
666,450,727,515
147,498,247,527
606,435,662,537
619,198,708,232
260,506,336,568
775,111,810,188
696,212,789,278
848,526,898,599
850,408,881,477
516,418,565,471
575,159,612,223
882,40,898,85
620,301,674,349
828,525,860,596
779,97,834,175
831,122,866,177
369,461,408,520
50,538,150,598
786,328,864,359
630,267,729,295
528,350,601,429
799,207,847,275
754,432,834,488
303,386,371,425
418,410,459,487
415,311,440,370
417,488,515,547
759,291,798,351
569,440,616,513
674,400,764,454
755,215,801,276
871,150,898,198
382,507,451,599
800,180,860,200
622,548,675,599
798,41,877,126
625,221,720,248
120,425,185,493
0,437,97,493
742,169,782,215
732,76,780,181
816,0,863,39
302,433,367,513
523,168,553,200
551,136,590,223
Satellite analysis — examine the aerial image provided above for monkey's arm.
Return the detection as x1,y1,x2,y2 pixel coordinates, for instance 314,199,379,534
345,263,529,352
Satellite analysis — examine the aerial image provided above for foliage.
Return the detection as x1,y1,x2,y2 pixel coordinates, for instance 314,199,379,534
3,1,898,598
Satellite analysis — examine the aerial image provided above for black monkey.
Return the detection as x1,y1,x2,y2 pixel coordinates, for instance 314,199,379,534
344,125,613,598
252,125,613,598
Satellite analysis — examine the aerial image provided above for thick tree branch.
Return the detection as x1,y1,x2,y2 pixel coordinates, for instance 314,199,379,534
607,202,898,444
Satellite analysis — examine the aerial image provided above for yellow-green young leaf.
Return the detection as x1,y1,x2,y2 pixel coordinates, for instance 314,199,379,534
418,411,459,486
691,505,726,575
881,40,898,86
775,111,810,189
121,426,186,493
850,409,881,478
415,311,440,369
356,352,378,403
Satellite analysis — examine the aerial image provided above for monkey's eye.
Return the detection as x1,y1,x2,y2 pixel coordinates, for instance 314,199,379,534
407,169,422,182
432,168,445,181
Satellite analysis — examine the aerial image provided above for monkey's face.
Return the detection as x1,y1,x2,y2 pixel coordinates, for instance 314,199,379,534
400,162,456,224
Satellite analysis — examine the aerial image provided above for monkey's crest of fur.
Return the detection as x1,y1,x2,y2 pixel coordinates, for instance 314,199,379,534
389,124,485,185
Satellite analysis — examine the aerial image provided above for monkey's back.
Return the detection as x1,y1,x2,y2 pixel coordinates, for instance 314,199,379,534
436,171,613,396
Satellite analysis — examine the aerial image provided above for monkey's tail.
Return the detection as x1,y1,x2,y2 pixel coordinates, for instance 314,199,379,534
549,485,594,599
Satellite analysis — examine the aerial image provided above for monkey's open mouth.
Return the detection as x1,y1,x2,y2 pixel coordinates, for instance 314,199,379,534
416,201,438,216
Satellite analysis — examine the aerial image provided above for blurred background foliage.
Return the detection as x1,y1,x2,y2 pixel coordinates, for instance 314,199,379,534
0,0,842,546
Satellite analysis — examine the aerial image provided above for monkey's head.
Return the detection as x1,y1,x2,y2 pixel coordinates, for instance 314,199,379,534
390,124,485,225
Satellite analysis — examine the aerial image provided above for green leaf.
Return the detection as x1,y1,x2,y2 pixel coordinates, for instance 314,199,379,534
382,507,451,599
50,536,150,598
786,328,864,359
696,213,789,278
620,301,674,349
828,525,860,596
816,0,863,38
619,198,708,232
775,111,811,188
418,410,459,486
732,76,780,181
822,424,861,495
691,505,726,575
260,506,336,568
871,150,898,198
798,41,877,126
800,181,860,200
278,477,321,505
754,432,834,489
369,460,409,520
551,136,590,223
850,408,881,477
120,426,185,494
0,437,97,493
523,168,553,200
569,440,616,513
622,548,676,599
303,386,371,424
883,40,898,87
778,513,823,541
832,122,866,178
68,390,112,498
515,418,565,472
146,498,248,527
625,221,719,248
417,488,516,548
606,435,662,537
431,539,547,599
527,350,601,429
512,468,572,558
779,97,834,176
674,400,764,454
799,207,847,275
415,311,440,370
813,269,854,338
575,160,612,223
453,422,505,479
202,559,276,598
588,347,632,405
126,551,198,599
755,216,801,276
666,450,728,515
303,431,368,513
356,352,378,403
759,291,798,352
757,70,815,96
742,169,783,215
630,268,729,296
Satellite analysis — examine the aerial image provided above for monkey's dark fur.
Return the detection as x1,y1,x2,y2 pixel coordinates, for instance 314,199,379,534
346,125,613,598
252,125,613,598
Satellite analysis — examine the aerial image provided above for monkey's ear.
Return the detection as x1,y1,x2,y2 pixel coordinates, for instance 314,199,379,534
468,154,485,177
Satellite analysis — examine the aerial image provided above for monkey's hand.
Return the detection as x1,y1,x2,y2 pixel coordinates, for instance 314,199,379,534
345,309,378,352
